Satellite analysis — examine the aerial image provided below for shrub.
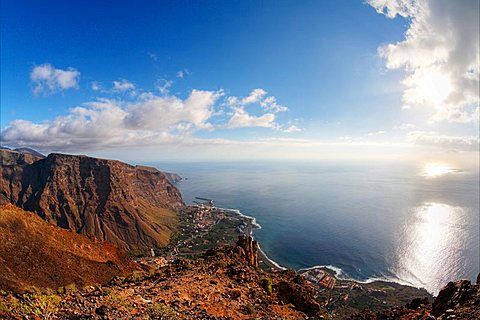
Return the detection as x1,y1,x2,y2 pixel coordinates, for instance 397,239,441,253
101,290,134,313
146,302,177,319
260,278,273,295
13,293,61,319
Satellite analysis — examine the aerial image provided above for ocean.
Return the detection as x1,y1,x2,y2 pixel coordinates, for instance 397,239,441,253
144,160,479,294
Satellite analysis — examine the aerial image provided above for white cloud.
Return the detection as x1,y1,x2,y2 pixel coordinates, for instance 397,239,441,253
30,64,80,95
368,0,480,123
1,90,222,150
223,88,288,129
260,96,288,113
366,130,387,136
91,82,101,91
176,69,190,78
282,125,302,133
2,83,295,151
156,79,173,95
125,89,222,131
241,88,267,104
227,107,276,129
407,130,479,151
112,79,136,92
227,88,288,113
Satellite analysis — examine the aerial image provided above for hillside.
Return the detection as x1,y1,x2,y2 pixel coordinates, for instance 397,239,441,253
1,234,478,319
0,236,321,319
0,204,136,293
0,149,184,250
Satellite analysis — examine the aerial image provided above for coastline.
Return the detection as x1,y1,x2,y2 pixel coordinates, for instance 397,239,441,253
220,204,427,293
218,207,286,271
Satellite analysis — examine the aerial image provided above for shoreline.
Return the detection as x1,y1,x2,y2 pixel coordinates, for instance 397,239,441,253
219,204,427,293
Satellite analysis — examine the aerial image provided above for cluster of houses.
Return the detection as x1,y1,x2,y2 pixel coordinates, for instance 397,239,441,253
191,202,225,231
301,268,337,289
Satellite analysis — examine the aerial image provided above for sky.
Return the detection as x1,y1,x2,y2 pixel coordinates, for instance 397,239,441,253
0,0,479,164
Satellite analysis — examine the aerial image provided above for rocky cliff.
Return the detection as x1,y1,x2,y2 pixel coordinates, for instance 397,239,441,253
0,149,184,250
0,204,136,293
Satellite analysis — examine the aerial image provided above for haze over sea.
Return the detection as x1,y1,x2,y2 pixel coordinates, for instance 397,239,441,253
146,160,479,294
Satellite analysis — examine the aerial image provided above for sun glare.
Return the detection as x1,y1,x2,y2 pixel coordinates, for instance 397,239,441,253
422,163,455,177
416,69,453,106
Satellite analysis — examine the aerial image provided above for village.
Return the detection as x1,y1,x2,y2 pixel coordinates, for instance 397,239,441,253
300,267,337,290
136,197,248,266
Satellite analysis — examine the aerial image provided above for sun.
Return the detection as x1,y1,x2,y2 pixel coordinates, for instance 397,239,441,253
415,69,453,106
422,163,455,177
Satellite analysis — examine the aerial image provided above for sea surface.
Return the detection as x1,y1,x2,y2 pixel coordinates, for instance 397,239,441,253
144,160,479,294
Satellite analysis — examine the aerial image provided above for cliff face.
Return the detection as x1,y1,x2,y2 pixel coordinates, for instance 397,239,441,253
0,204,136,293
0,149,184,250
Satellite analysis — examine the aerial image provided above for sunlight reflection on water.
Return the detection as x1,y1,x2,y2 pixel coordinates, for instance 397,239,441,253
394,202,471,294
422,163,458,178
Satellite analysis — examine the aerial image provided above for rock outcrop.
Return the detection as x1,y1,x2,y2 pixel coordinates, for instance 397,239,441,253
235,235,258,267
0,204,136,293
0,149,184,250
348,277,480,320
276,272,323,316
431,278,480,319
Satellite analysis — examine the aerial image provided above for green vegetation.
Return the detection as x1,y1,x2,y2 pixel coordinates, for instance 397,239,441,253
128,270,146,283
260,278,273,295
146,302,177,319
3,293,61,319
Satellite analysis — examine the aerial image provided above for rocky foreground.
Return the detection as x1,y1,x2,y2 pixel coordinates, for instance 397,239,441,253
0,205,480,320
348,278,480,320
0,238,322,319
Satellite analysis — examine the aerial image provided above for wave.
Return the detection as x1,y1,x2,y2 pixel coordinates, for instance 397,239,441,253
298,265,417,288
218,207,262,230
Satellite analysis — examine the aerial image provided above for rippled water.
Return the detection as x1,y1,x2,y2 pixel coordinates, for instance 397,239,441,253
145,160,479,294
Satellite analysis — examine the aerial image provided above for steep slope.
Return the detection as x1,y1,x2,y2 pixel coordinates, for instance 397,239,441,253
0,204,136,293
0,149,184,250
0,149,44,204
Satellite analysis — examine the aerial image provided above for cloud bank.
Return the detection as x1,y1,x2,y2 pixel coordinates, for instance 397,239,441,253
407,130,479,151
1,87,296,151
368,0,479,123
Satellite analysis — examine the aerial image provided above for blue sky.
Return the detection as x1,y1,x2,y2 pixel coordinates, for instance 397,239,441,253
1,0,479,163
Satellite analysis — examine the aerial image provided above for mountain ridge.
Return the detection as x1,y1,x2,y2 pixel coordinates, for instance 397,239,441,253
0,149,184,250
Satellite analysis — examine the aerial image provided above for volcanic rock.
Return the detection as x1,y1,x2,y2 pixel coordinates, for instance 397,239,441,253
0,149,184,250
235,235,258,267
431,279,480,318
